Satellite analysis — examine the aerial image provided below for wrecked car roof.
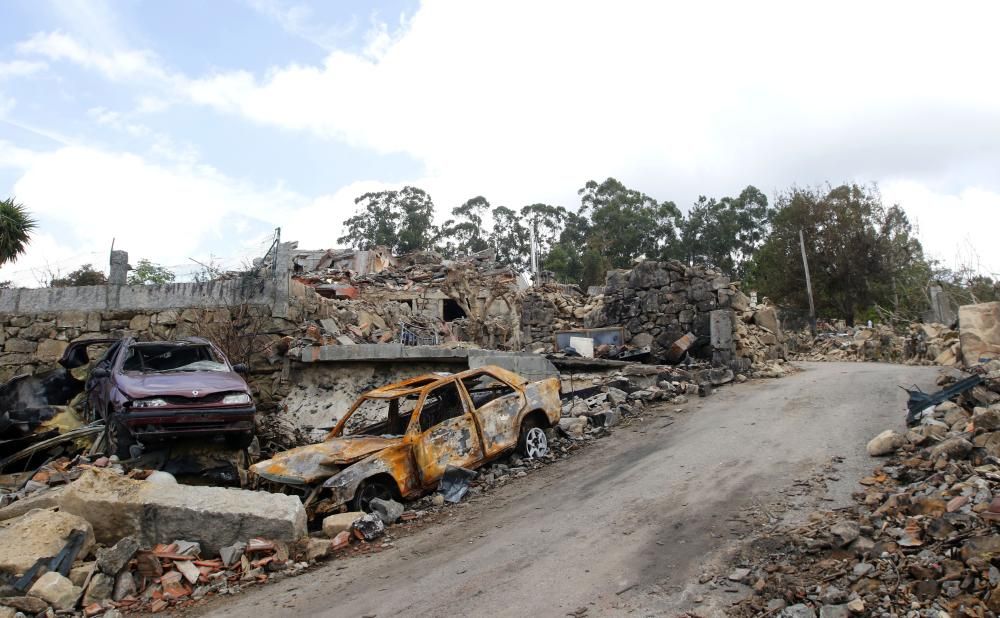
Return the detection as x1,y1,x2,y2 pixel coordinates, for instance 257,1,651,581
365,365,526,399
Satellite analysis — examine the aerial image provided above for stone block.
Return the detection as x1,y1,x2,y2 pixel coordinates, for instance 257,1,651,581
35,339,68,362
28,571,80,611
3,339,35,354
959,302,1000,364
56,310,89,329
59,469,307,555
128,314,151,331
155,310,179,325
322,512,365,538
0,508,95,575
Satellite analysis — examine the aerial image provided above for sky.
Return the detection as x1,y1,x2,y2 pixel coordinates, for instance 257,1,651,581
0,0,998,286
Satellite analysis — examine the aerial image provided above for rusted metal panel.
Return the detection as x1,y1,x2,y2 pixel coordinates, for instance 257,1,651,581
412,414,484,485
253,365,562,515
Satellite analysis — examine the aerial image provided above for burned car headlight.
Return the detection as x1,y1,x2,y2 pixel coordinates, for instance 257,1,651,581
222,393,251,405
132,398,168,408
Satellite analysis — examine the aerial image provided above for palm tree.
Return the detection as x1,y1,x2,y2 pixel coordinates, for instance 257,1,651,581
0,198,36,266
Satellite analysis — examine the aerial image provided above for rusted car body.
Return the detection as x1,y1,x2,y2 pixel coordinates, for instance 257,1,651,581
251,365,561,513
59,337,256,458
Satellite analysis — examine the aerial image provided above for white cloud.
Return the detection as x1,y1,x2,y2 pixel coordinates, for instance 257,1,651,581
0,140,38,170
8,2,1000,277
245,0,360,51
16,31,169,82
177,2,1000,200
882,181,1000,276
0,144,313,286
0,60,47,79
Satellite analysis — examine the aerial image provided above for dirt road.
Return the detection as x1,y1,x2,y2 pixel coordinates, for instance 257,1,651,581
197,361,938,618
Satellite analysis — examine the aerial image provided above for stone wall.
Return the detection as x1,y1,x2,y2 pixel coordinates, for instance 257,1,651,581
583,260,736,363
520,285,594,349
0,278,281,315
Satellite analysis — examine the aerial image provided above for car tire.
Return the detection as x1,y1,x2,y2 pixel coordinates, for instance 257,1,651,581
517,416,549,459
106,416,136,460
225,431,255,450
350,477,394,513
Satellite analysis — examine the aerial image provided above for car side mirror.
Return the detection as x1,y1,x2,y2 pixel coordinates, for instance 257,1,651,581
232,363,249,374
90,367,110,378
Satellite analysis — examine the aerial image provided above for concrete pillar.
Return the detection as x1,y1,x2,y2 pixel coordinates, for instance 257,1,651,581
108,250,130,285
710,309,734,365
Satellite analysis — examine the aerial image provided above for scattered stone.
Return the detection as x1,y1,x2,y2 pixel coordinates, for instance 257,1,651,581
866,430,905,456
929,436,972,460
96,536,139,576
219,541,247,567
727,568,751,582
818,605,849,618
112,571,136,601
322,512,364,538
829,521,859,547
369,498,404,525
0,596,49,614
780,604,816,618
0,508,95,574
83,572,114,606
352,513,386,541
28,571,81,611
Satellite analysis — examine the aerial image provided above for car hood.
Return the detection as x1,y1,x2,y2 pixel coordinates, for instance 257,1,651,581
116,371,249,400
250,435,401,486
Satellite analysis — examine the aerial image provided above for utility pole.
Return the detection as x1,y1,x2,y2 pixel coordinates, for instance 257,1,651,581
529,222,538,285
799,228,816,336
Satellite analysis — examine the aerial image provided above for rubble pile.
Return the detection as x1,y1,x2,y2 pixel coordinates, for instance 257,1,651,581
727,364,1000,617
907,322,963,366
0,462,347,616
292,248,524,350
790,324,906,363
733,301,790,366
521,283,598,351
280,299,450,352
582,260,786,366
789,322,960,366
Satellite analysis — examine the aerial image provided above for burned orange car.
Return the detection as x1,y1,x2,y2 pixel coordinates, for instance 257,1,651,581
250,365,561,513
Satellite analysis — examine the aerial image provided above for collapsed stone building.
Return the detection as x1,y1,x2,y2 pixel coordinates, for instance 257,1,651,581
0,241,793,452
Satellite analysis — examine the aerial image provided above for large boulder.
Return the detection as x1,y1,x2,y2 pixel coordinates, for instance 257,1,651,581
59,469,306,555
753,306,783,339
0,508,95,575
959,302,1000,365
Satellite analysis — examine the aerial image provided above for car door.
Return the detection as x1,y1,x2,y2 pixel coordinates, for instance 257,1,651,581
459,371,525,457
87,340,124,420
411,380,485,486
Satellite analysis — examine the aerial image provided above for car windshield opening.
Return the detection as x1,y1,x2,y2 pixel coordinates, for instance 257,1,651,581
122,343,228,373
342,395,419,437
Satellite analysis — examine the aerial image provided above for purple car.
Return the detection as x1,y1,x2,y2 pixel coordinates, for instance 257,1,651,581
60,337,256,458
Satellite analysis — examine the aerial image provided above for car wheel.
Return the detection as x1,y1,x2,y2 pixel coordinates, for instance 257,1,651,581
350,478,394,513
225,431,255,450
106,416,136,460
517,418,549,459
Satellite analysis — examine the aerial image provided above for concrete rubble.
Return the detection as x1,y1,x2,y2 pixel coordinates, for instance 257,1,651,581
789,301,1000,369
727,362,1000,616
